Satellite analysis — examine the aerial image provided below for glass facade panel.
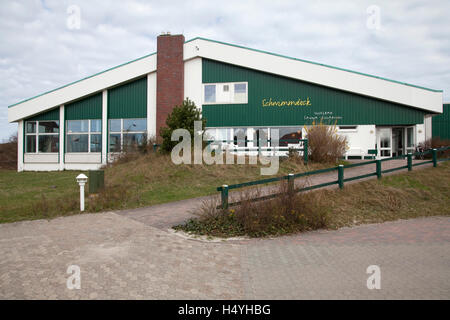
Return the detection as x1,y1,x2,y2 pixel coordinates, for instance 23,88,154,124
67,120,88,133
123,119,146,132
204,129,216,141
407,127,414,148
204,85,216,103
217,128,232,143
26,122,36,134
254,128,269,147
233,128,247,147
38,121,59,134
38,135,59,152
379,129,391,148
109,134,121,152
67,134,88,153
90,120,102,133
234,83,246,94
272,127,302,146
26,135,36,153
381,150,391,157
90,134,102,152
109,119,121,132
123,133,145,147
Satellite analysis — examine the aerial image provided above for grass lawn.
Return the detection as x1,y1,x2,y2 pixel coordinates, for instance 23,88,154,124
0,153,333,223
0,170,83,223
175,161,450,237
325,161,450,229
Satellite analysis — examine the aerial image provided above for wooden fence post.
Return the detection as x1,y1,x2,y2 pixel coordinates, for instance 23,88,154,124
288,173,294,193
303,140,308,165
407,153,412,171
376,159,382,179
221,185,229,209
432,149,437,167
338,165,344,189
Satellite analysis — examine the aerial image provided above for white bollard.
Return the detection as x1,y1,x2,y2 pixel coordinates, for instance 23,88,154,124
76,174,88,212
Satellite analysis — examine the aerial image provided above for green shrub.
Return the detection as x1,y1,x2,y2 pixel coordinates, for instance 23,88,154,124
160,98,206,153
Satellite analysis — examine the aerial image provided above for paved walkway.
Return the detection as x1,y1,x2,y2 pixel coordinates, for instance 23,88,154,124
1,160,447,299
0,213,449,299
117,159,433,229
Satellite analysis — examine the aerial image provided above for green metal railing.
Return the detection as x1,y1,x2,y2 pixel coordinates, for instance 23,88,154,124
207,138,308,164
217,146,450,209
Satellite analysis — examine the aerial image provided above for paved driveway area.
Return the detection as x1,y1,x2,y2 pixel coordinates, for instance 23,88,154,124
1,212,449,299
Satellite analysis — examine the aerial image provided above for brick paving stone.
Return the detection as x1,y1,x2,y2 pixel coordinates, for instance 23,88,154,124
0,213,449,299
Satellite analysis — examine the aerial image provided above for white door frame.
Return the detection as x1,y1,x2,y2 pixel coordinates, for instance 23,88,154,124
405,126,415,154
376,127,392,158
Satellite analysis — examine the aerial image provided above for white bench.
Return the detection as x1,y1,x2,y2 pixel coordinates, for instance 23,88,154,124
344,148,365,160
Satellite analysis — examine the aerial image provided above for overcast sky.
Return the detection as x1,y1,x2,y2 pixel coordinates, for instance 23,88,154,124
1,0,449,141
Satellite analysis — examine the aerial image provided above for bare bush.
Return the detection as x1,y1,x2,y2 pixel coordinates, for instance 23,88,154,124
176,181,330,238
305,120,348,163
0,133,18,170
418,137,450,158
109,132,158,166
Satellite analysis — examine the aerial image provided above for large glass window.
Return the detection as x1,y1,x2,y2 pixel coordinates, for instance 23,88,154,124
233,128,247,147
271,127,302,146
66,119,102,153
204,85,216,103
109,118,147,152
123,119,147,132
25,120,59,153
254,128,269,147
234,83,247,103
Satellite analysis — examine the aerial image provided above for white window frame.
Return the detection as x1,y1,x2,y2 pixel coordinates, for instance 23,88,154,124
24,120,60,154
108,118,147,153
66,119,102,153
202,82,248,105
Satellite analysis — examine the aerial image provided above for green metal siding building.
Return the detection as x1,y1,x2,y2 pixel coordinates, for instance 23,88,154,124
8,35,444,171
432,104,450,140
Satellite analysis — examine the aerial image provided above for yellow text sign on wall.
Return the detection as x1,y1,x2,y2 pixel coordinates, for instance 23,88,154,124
262,97,312,107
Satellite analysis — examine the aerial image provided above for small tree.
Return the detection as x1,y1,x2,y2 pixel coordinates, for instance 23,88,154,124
160,98,206,153
305,120,348,163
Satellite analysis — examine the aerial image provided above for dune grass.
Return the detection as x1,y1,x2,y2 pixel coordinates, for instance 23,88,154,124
175,162,450,238
324,161,450,229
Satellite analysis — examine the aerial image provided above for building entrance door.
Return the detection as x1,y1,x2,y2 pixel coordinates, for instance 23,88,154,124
405,126,415,154
392,128,404,157
376,128,392,158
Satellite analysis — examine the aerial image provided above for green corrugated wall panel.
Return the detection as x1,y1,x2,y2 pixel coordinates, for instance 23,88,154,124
27,108,59,121
432,104,450,140
65,93,102,120
202,59,426,127
108,77,147,119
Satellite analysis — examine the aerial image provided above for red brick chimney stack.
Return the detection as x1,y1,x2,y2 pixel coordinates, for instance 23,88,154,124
156,33,185,139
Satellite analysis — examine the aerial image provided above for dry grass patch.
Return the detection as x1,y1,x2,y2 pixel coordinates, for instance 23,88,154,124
175,162,450,238
319,162,450,229
0,150,339,223
175,182,329,238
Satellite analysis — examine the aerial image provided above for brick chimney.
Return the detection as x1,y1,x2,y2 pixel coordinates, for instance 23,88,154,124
156,33,185,139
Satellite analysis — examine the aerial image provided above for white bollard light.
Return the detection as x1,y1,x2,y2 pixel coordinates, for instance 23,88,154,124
76,173,88,211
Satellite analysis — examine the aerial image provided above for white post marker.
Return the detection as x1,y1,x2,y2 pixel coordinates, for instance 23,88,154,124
76,173,88,211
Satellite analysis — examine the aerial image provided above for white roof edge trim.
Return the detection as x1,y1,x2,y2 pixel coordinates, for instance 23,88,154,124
9,37,444,123
184,38,443,114
8,54,157,122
